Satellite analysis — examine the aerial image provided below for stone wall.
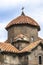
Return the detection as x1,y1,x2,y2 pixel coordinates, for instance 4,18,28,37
0,45,43,65
14,42,29,50
28,45,43,65
8,25,38,43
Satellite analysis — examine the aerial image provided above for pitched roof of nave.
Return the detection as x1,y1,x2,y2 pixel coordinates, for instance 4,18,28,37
0,39,43,54
5,12,40,31
19,40,42,53
0,42,19,53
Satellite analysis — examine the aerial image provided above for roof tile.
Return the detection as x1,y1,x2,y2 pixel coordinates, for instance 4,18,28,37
0,40,42,53
0,42,19,53
19,40,41,53
6,15,40,30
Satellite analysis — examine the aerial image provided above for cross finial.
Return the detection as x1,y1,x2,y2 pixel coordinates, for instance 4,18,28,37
21,7,25,16
21,7,24,11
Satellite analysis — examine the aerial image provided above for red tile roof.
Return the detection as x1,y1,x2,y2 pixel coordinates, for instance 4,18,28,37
5,15,40,30
19,40,41,53
0,40,42,53
0,42,19,53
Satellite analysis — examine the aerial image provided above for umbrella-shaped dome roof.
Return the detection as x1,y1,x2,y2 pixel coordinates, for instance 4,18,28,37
5,12,40,31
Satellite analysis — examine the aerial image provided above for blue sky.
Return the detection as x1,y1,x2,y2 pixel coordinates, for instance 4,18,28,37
0,0,43,42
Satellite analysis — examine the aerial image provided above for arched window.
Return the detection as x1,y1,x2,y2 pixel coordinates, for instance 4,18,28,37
39,56,42,64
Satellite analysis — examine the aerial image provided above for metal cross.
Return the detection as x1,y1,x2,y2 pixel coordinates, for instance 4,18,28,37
22,7,24,11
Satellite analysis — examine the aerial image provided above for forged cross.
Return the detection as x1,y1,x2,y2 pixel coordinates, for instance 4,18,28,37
21,7,25,16
21,7,24,11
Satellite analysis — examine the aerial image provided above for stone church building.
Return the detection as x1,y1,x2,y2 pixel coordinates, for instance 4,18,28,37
0,11,43,65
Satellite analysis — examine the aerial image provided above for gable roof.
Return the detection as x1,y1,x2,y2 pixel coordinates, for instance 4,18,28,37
19,40,41,53
0,40,42,54
5,14,40,31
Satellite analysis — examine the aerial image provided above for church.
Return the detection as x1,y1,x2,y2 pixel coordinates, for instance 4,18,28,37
0,10,43,65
